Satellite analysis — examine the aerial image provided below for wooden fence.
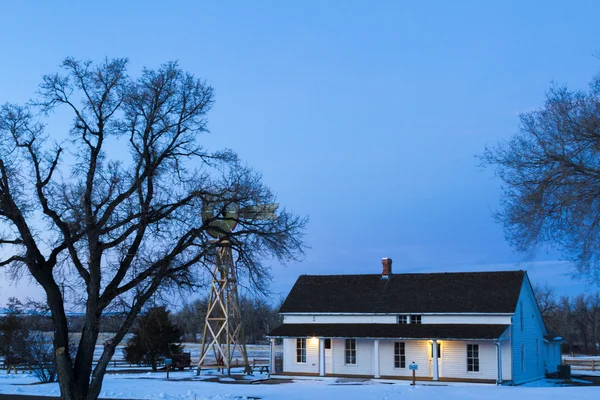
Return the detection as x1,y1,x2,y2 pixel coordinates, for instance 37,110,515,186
563,358,598,371
1,358,165,373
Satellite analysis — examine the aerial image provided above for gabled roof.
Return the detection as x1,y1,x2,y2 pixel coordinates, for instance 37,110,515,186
279,270,525,314
268,323,509,340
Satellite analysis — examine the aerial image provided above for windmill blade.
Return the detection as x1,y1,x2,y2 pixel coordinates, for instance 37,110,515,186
239,203,278,220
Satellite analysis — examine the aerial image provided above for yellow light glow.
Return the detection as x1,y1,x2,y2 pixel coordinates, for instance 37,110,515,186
309,337,319,345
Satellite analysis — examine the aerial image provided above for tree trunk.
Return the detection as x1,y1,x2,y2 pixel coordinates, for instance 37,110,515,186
37,273,80,399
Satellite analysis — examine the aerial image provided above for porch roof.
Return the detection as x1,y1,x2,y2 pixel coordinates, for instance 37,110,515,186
268,323,509,340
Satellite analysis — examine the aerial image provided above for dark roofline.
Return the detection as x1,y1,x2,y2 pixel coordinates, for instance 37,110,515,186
292,269,527,279
280,270,526,314
279,312,515,315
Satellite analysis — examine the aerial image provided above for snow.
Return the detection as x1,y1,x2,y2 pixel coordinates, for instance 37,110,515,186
1,348,597,399
1,369,599,400
573,370,600,377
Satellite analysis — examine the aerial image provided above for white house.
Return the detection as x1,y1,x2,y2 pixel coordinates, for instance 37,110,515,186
267,258,562,384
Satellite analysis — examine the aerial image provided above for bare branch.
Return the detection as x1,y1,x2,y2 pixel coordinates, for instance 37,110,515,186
0,255,26,267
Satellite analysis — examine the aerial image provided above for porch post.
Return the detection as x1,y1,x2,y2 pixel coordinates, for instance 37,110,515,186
432,340,439,381
270,338,276,374
496,341,503,384
319,338,325,376
374,340,380,378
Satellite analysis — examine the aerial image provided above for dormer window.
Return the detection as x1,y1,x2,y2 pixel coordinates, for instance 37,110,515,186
398,314,422,324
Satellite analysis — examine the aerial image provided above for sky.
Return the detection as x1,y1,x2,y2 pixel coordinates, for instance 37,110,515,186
1,0,600,306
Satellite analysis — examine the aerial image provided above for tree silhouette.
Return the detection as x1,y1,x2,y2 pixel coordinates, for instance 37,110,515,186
123,306,183,372
0,58,306,400
482,70,600,284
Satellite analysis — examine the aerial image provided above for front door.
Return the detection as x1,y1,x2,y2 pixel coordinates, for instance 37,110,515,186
429,341,442,378
324,339,332,374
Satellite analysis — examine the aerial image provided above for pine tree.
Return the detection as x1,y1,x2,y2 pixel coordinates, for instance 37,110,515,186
123,306,183,371
0,298,30,369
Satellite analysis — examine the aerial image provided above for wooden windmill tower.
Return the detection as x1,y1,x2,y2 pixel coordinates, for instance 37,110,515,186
198,202,277,375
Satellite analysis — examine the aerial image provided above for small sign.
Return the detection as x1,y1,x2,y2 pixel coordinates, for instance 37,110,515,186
409,363,418,371
165,358,173,365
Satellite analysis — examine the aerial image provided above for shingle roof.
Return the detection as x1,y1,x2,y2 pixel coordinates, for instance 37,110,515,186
279,270,525,314
268,323,509,340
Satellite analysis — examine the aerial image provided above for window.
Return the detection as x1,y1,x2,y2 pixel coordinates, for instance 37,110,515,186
399,315,421,324
296,338,306,363
467,344,479,372
431,342,441,358
394,342,406,368
324,339,331,349
521,344,525,371
345,339,356,364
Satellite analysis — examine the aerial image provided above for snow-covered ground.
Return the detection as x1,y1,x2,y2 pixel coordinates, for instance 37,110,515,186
563,356,600,360
1,369,599,400
2,348,598,399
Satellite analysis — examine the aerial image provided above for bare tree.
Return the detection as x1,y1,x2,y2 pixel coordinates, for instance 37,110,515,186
532,283,560,334
481,72,600,285
28,331,59,383
0,58,306,400
239,295,281,344
173,297,208,342
583,293,600,355
533,283,558,316
573,294,593,353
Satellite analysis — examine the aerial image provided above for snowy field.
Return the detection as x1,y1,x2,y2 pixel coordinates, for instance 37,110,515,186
1,369,600,400
92,340,272,367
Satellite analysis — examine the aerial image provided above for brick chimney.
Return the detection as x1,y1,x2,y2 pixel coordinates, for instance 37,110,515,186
381,258,392,278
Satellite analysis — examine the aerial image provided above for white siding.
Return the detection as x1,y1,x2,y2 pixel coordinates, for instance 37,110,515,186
283,338,319,374
441,341,497,380
281,337,513,382
511,275,547,384
282,314,511,325
500,339,512,381
379,340,430,378
331,339,374,376
423,315,511,325
283,315,397,324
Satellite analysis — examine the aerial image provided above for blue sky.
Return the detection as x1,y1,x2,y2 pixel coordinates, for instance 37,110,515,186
1,1,600,305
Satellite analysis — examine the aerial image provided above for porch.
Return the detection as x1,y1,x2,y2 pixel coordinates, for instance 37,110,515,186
267,323,511,383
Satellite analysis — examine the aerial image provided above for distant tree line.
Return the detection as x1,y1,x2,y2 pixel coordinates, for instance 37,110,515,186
534,284,600,355
172,295,282,344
